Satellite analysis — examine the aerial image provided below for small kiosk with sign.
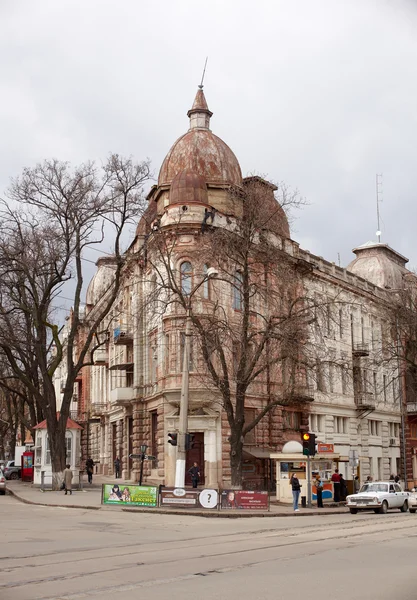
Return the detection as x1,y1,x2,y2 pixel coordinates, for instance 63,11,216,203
271,440,341,504
21,449,34,482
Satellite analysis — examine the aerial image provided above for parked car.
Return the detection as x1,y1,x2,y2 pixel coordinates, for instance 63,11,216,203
408,488,417,513
0,469,6,495
346,481,409,514
3,460,21,480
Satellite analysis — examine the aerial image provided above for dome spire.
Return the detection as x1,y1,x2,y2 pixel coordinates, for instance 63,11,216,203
187,86,213,130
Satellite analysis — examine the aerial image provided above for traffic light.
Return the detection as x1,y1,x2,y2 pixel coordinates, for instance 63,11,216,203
185,433,195,451
168,433,178,446
302,432,316,456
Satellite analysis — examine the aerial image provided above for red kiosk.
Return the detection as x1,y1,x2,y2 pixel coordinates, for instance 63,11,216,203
21,450,34,482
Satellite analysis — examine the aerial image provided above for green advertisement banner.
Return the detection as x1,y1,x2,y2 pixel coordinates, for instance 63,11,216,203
102,484,158,507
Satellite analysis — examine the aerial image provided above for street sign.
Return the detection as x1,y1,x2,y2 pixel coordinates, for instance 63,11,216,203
144,455,156,460
317,443,334,453
129,454,142,459
349,449,359,467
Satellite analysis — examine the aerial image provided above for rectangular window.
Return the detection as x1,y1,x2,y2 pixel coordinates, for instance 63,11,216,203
316,361,326,393
334,416,348,434
151,411,158,458
329,362,335,393
233,272,243,310
410,422,417,439
383,375,387,402
310,414,325,433
45,436,51,465
283,410,302,431
373,372,378,399
164,334,170,374
66,434,72,464
389,422,400,438
339,308,343,339
368,420,381,436
244,408,256,444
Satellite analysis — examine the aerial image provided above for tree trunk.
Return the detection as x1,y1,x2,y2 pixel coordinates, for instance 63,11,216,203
230,431,244,489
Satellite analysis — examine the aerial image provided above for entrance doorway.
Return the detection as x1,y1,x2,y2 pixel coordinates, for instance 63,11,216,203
185,432,205,486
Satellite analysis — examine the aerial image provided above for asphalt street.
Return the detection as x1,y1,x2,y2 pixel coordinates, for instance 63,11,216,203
2,494,417,600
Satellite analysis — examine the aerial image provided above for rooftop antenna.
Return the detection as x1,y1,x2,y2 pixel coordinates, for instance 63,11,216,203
376,173,383,242
199,56,208,89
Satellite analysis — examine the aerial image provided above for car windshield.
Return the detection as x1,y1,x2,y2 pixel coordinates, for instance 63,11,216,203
359,483,388,493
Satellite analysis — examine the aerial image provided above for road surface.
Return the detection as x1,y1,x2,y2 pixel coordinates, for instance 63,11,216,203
1,495,416,600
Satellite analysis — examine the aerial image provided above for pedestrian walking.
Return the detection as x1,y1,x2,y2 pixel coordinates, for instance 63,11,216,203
290,473,302,512
315,474,324,508
114,457,121,479
339,474,348,501
188,462,200,488
354,476,360,493
331,469,341,502
86,457,94,484
64,464,73,495
389,474,395,481
394,475,400,484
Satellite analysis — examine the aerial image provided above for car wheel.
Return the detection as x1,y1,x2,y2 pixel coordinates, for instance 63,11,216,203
410,509,416,513
9,472,19,480
379,500,388,514
349,508,358,514
400,500,408,513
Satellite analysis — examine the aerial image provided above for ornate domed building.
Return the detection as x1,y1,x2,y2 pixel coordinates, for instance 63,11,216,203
73,87,416,497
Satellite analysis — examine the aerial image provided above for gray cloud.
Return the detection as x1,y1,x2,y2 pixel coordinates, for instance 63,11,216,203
1,0,416,277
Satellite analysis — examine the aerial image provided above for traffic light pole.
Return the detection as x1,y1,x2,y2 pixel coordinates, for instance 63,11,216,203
307,454,312,508
175,310,191,488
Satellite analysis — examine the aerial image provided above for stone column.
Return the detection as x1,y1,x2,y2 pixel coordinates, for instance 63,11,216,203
122,414,130,481
131,403,143,481
204,429,218,488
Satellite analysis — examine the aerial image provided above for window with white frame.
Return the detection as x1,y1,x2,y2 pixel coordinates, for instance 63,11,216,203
368,419,381,436
310,414,325,433
65,431,72,464
389,422,400,438
180,261,192,296
334,416,349,434
232,271,243,310
202,264,210,299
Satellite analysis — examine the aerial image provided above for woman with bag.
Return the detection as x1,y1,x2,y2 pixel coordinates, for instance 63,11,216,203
315,474,324,508
290,473,301,512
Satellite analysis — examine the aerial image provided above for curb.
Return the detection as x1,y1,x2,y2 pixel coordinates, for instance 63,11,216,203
7,488,101,511
7,488,348,518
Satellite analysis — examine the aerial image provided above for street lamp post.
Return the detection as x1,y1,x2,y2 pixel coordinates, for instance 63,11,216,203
174,267,218,488
139,444,148,486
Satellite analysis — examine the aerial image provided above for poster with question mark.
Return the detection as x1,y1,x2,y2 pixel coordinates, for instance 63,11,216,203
198,489,218,509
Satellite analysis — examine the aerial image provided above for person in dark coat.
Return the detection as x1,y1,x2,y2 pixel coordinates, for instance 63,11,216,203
315,474,324,508
339,474,348,501
331,469,341,502
64,464,73,495
290,473,302,512
86,457,94,484
188,462,200,488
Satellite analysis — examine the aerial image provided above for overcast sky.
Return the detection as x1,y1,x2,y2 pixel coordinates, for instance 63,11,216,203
1,0,416,301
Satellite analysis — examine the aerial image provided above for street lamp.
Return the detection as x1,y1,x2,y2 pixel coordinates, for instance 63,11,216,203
174,267,218,488
139,444,148,486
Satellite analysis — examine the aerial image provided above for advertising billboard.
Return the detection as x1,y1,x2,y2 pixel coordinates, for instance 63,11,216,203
102,484,158,507
220,490,269,510
160,487,219,509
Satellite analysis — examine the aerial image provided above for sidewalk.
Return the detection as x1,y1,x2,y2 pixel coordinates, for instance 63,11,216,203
6,478,349,518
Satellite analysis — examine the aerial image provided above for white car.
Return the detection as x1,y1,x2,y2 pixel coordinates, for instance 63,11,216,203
408,489,417,513
346,481,409,514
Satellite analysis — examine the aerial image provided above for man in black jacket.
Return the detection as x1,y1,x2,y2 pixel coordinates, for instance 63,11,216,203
86,457,94,484
188,463,200,488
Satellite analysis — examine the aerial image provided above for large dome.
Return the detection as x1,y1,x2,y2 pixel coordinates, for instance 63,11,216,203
158,88,242,188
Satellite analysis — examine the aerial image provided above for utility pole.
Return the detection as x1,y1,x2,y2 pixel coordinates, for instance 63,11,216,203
175,309,192,488
307,454,312,508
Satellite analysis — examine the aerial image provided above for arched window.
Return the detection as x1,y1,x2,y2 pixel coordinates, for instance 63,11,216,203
233,271,243,310
203,264,210,299
180,261,192,295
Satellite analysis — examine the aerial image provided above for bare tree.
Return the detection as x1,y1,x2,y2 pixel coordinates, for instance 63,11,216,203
144,178,318,487
0,155,151,487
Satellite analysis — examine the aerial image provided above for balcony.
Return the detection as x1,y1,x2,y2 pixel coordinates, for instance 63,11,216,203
93,349,108,365
355,392,376,410
90,403,107,417
109,361,134,372
352,342,370,358
407,402,417,415
69,410,87,422
284,383,314,403
110,386,135,404
113,327,133,346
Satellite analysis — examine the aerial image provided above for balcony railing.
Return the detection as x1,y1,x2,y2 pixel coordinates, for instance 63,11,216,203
355,392,375,410
110,386,135,404
93,349,108,365
352,342,370,357
407,402,417,415
283,383,314,402
114,327,133,345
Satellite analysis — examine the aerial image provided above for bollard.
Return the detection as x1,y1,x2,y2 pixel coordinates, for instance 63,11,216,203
301,495,306,508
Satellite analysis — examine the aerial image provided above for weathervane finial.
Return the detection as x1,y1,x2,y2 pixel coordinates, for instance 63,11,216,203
199,56,208,89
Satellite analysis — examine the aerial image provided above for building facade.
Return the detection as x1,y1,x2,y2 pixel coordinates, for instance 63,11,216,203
57,87,417,489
